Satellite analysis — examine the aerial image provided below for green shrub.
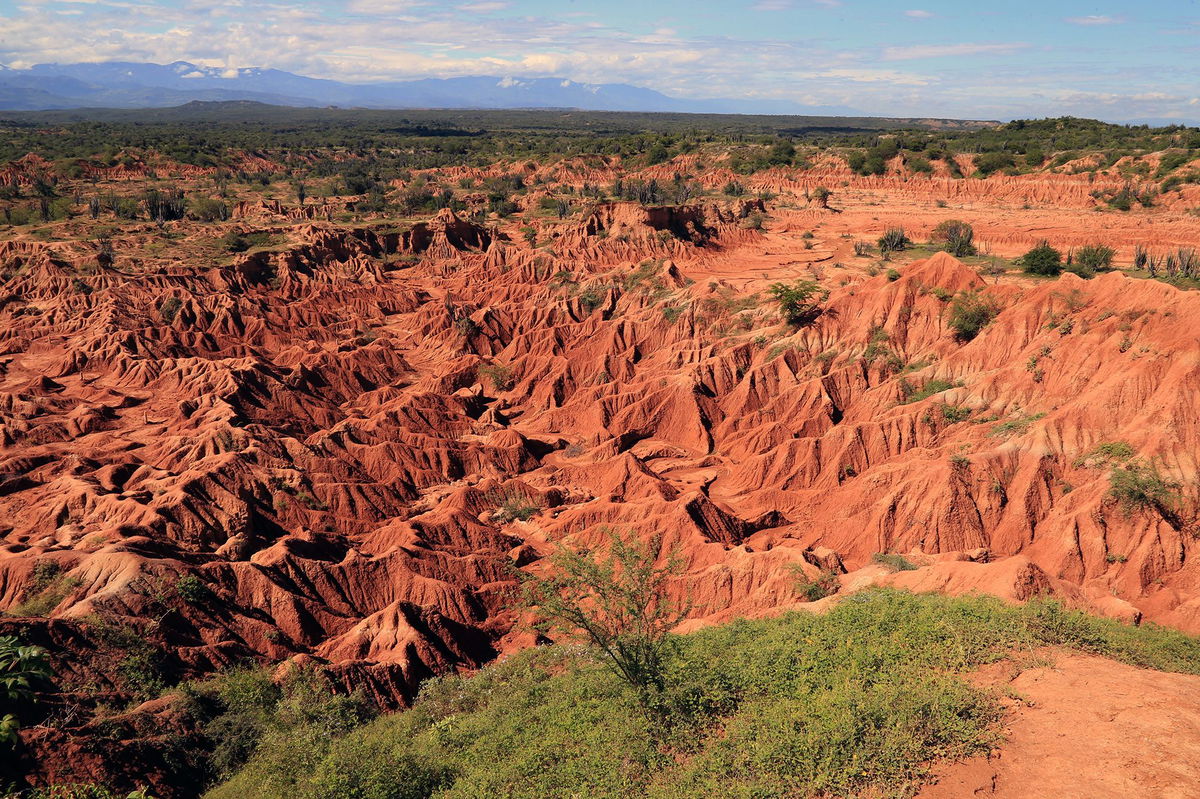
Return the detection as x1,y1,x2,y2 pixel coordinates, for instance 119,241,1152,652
487,489,540,523
975,151,1015,175
794,570,840,602
1068,244,1115,277
177,574,214,605
899,378,957,404
767,280,826,327
873,553,919,572
159,296,183,323
931,220,976,256
476,363,513,392
1020,241,1063,276
947,290,1000,342
191,196,229,222
877,227,911,254
1108,461,1179,517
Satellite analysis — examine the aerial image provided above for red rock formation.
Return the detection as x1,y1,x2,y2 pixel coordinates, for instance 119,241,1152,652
3,192,1200,792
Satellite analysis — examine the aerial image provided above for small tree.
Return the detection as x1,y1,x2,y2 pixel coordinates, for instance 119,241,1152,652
1020,241,1063,276
521,530,688,708
810,185,832,209
768,280,827,327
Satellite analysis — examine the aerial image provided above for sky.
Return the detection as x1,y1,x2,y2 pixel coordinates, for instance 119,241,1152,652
1,0,1199,121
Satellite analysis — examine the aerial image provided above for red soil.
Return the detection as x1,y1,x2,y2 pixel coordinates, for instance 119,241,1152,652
920,652,1200,799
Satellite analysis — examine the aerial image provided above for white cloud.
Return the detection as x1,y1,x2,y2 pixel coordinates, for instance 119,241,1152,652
883,42,1030,60
1066,15,1123,25
905,9,934,18
458,1,508,12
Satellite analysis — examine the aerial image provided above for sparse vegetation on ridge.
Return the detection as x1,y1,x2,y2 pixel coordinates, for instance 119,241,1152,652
205,589,1200,799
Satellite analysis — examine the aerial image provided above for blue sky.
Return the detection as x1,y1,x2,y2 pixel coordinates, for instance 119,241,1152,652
1,0,1199,121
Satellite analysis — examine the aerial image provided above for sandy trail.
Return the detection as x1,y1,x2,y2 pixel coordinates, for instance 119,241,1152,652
921,652,1200,799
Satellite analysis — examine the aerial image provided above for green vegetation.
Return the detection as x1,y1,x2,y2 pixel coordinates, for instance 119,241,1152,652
210,589,1200,799
476,363,514,392
767,280,826,327
872,553,920,572
1068,244,1115,277
930,220,976,257
158,296,183,323
1,633,51,744
520,531,688,713
989,412,1046,438
899,377,958,404
7,561,79,617
487,488,541,523
193,666,375,795
176,573,214,605
793,569,840,602
1108,461,1180,519
947,290,1000,342
877,227,911,254
1019,241,1064,276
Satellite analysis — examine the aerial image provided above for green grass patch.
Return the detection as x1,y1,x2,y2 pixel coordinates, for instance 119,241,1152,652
208,590,1200,799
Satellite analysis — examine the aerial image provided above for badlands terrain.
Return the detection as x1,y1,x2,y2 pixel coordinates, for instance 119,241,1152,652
1,110,1200,797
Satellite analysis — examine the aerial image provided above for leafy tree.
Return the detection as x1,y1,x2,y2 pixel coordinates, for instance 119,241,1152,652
521,530,688,709
767,280,827,327
1020,241,1064,276
1,634,51,744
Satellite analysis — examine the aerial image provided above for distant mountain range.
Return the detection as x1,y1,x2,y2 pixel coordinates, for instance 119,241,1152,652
0,61,864,115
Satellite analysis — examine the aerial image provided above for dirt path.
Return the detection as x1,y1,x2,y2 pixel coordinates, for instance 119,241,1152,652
920,652,1200,798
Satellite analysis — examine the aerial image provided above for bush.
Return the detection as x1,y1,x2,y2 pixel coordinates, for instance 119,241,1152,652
1020,241,1063,276
487,488,540,523
975,151,1015,175
176,573,214,604
947,290,1000,342
877,227,911,254
192,196,229,222
931,220,976,256
1069,244,1115,277
795,570,840,602
1108,461,1179,518
873,553,919,572
476,363,513,392
767,280,827,327
159,296,183,323
899,378,957,404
